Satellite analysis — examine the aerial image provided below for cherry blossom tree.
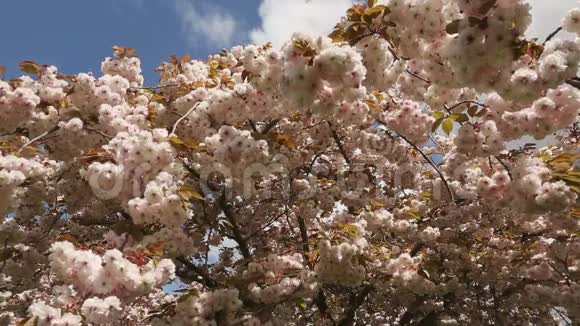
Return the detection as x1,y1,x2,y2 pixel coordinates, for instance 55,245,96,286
1,0,580,325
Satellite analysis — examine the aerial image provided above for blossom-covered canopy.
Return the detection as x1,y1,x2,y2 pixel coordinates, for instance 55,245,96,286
1,0,580,325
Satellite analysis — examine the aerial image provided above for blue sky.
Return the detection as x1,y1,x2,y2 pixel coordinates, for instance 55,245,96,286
0,0,575,85
0,0,353,84
0,1,260,82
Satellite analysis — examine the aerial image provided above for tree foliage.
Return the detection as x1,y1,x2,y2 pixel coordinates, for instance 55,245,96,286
1,1,580,325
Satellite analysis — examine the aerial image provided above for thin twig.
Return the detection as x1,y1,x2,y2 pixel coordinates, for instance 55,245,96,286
306,152,323,175
378,121,455,202
327,121,351,164
248,120,258,133
129,83,184,91
338,284,374,326
494,156,513,180
219,192,251,259
261,118,280,134
171,102,200,135
428,134,445,152
446,100,485,112
405,69,431,84
85,127,113,140
544,26,563,45
17,125,59,154
175,256,219,288
0,238,9,274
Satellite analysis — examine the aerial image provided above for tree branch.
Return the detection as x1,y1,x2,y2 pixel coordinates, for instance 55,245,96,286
446,100,485,112
248,120,258,133
297,215,310,265
378,122,455,202
175,256,219,288
543,26,563,45
85,126,113,140
171,102,200,135
327,121,351,164
338,284,374,326
17,125,59,154
262,118,280,134
218,193,251,259
405,69,431,85
494,156,513,180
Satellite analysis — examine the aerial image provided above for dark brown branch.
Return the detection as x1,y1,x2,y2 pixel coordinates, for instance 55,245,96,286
262,118,280,134
297,215,310,265
410,242,424,257
543,26,563,45
248,120,258,133
405,69,431,85
338,284,374,326
218,193,251,259
85,126,113,140
566,77,580,90
18,125,59,154
175,256,219,288
327,121,351,164
314,289,336,325
296,209,334,325
378,122,455,202
494,156,513,180
446,100,485,112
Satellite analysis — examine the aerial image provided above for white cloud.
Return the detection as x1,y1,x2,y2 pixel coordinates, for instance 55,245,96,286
174,0,239,48
526,0,577,40
250,0,353,48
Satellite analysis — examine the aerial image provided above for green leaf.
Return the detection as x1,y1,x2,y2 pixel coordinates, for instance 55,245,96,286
433,111,445,120
467,105,478,117
296,298,308,310
367,0,377,7
406,210,421,220
442,118,453,135
329,26,345,43
178,184,205,201
449,113,469,123
446,19,462,35
456,114,469,123
364,5,387,19
432,118,443,133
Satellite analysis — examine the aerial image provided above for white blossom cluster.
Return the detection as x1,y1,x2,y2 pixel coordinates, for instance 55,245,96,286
28,301,82,326
382,100,435,144
0,154,59,214
203,125,269,171
563,8,580,35
0,1,579,324
49,241,175,297
245,253,316,304
314,240,366,287
80,296,122,324
101,54,144,87
84,128,174,203
156,289,242,326
385,253,434,295
126,172,190,226
0,80,41,134
478,157,577,213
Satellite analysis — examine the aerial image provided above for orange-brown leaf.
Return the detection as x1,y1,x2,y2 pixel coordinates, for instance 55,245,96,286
19,61,41,75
